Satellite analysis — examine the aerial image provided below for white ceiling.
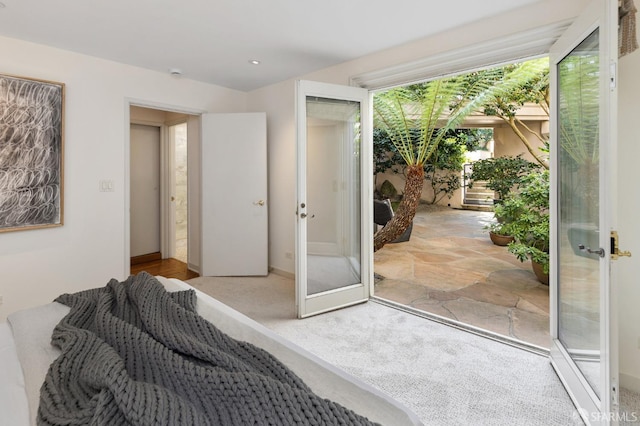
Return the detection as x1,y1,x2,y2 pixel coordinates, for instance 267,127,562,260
0,0,540,92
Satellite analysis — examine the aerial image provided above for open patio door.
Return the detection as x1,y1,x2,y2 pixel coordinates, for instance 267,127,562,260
549,0,620,423
295,80,372,318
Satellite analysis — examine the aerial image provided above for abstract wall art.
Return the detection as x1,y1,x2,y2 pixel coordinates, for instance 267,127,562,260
0,74,64,232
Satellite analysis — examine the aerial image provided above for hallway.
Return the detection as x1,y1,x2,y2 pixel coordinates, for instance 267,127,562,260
131,257,198,281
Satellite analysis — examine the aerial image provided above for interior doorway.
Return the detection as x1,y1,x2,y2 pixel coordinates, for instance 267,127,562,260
129,105,198,279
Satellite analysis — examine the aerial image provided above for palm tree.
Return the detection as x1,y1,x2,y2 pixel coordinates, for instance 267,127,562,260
373,76,492,251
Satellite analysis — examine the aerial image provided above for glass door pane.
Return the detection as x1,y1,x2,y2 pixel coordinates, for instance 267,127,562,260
557,28,601,397
306,96,361,295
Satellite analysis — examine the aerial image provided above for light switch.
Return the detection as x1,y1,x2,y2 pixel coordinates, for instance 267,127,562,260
99,180,114,192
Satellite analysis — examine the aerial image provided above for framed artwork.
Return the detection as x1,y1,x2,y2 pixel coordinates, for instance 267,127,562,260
0,74,64,233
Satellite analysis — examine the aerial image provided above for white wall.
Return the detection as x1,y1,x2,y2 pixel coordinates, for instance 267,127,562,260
0,35,247,320
248,0,588,276
616,19,640,392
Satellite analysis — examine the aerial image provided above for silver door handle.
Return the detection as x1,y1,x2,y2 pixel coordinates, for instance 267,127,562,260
578,244,605,258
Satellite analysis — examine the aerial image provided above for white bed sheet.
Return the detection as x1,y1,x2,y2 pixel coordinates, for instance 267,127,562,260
4,276,423,426
0,322,30,426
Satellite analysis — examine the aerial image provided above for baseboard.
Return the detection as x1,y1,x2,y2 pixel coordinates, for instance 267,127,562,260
187,262,200,275
269,267,294,279
131,252,161,265
620,372,640,393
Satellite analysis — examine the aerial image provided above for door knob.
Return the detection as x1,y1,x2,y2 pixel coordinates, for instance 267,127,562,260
578,244,605,258
300,213,307,218
253,200,265,206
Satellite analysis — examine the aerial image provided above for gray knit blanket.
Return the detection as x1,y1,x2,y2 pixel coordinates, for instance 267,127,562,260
37,273,379,426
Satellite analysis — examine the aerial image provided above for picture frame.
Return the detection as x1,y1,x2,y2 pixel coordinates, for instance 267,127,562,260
0,74,65,233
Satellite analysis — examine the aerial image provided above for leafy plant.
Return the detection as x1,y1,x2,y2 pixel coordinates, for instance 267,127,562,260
468,155,540,201
454,58,550,168
485,221,511,237
497,170,550,274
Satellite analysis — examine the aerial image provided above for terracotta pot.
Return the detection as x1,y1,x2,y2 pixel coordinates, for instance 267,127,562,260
531,260,549,285
489,231,514,246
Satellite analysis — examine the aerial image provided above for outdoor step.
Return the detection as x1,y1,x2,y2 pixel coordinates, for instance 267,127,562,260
465,188,494,195
464,192,494,200
460,203,494,211
468,182,490,190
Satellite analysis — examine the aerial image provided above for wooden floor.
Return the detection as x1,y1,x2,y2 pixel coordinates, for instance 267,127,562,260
130,258,199,281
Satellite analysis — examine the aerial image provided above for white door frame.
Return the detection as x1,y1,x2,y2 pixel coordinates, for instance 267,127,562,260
124,99,205,276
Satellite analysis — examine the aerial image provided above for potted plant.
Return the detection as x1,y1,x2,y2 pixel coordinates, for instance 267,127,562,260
484,192,523,246
468,155,540,203
485,221,515,246
500,170,550,284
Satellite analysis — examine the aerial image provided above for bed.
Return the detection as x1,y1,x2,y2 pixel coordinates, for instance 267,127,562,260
0,274,423,426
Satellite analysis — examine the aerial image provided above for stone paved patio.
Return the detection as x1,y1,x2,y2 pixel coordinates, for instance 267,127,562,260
373,204,550,348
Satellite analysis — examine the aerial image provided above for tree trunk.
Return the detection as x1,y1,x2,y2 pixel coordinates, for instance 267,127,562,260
374,165,424,252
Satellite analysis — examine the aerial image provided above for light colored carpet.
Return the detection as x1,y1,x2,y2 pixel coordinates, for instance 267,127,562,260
187,274,587,425
621,388,640,425
307,255,360,294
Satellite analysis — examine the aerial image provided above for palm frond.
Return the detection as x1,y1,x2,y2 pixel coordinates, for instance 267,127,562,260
373,88,419,165
448,59,548,130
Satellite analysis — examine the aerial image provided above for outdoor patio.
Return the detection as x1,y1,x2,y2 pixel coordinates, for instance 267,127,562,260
373,204,550,349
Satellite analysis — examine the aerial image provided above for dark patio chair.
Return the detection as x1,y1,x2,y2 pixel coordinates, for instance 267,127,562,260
373,199,412,243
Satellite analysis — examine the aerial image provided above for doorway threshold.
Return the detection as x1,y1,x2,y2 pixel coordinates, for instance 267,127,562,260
371,296,549,357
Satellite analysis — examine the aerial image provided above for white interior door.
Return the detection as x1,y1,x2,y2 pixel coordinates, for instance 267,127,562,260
200,113,268,276
549,0,618,423
296,80,372,318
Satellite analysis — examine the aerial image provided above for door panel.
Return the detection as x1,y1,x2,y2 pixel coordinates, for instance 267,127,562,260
200,113,268,276
296,80,372,318
549,0,618,423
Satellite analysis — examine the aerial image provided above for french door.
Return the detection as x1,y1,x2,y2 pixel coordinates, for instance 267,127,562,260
549,0,619,424
295,80,372,318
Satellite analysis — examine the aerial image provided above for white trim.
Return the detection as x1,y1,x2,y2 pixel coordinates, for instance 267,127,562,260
350,20,573,91
124,98,207,277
